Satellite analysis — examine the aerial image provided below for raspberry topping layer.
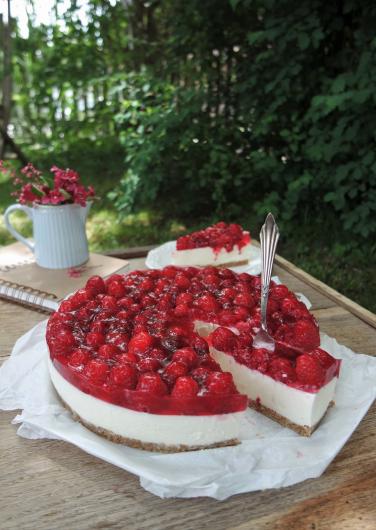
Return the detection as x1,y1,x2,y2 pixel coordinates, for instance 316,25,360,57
46,267,340,415
176,222,251,253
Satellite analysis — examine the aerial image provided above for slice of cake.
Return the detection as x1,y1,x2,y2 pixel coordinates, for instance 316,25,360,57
172,222,252,267
207,328,340,436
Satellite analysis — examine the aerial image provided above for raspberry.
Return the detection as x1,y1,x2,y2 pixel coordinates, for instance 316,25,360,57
238,272,252,283
296,354,325,386
143,347,164,362
128,331,153,355
85,331,105,349
232,306,249,321
106,332,129,352
171,377,199,398
291,320,320,351
163,361,188,381
175,273,191,289
98,344,119,360
84,359,109,384
206,372,236,395
76,307,91,322
68,349,90,368
267,298,279,315
136,373,168,396
109,364,138,389
158,296,173,311
71,288,93,309
220,287,237,300
118,351,138,364
163,266,178,278
281,297,306,319
271,284,290,300
192,336,209,356
137,278,153,292
196,293,220,313
249,348,270,373
172,347,198,368
269,357,296,383
86,275,105,294
174,304,190,317
201,274,220,289
90,321,107,334
191,367,211,385
235,348,253,366
54,328,76,354
234,292,255,308
160,328,185,352
176,235,190,250
141,295,155,308
211,327,237,352
100,295,118,312
176,292,193,305
117,297,133,309
137,357,161,372
116,310,130,321
312,348,335,369
129,303,141,314
106,280,126,298
59,300,74,313
219,310,239,326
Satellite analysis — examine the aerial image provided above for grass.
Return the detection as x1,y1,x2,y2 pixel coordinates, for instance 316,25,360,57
0,167,375,313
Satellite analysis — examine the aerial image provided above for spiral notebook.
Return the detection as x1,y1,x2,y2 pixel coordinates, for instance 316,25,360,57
0,242,129,312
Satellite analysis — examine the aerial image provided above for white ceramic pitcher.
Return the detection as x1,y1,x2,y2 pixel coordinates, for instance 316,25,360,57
4,202,91,269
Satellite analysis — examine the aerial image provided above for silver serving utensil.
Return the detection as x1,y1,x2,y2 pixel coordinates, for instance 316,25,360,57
253,213,280,351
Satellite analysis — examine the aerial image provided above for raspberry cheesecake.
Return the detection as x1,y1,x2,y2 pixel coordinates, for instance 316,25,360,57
46,267,340,452
172,222,252,267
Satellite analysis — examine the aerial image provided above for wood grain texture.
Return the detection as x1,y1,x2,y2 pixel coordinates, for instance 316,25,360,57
274,252,376,329
0,254,375,530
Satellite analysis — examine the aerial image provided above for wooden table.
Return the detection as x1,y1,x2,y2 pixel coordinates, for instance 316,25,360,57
1,248,375,530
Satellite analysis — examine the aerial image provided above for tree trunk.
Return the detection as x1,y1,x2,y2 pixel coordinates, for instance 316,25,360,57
0,0,12,158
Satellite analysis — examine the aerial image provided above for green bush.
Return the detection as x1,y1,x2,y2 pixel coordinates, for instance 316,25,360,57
110,78,253,218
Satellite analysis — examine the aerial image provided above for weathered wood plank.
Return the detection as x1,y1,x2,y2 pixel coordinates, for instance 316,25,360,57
105,245,157,259
274,252,376,330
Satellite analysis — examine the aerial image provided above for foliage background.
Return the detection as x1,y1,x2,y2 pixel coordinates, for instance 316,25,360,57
0,0,375,311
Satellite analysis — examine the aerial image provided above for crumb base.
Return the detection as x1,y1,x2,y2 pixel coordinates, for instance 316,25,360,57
249,399,335,436
217,259,249,268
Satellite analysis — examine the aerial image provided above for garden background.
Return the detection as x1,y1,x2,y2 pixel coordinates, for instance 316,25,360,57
0,0,375,311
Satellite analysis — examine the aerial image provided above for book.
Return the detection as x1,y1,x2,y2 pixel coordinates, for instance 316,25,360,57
0,241,129,312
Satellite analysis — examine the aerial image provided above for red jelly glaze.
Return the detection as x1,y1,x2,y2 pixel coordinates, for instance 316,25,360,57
176,222,251,253
46,266,340,417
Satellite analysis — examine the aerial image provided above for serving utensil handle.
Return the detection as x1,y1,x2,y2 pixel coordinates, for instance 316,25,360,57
260,213,280,333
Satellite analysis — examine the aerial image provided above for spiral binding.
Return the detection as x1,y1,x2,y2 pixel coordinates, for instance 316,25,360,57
0,281,59,312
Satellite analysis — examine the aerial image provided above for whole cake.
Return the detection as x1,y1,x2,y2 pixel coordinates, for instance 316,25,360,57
46,267,340,452
172,222,252,267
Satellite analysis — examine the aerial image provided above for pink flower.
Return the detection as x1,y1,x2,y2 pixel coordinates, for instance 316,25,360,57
18,183,38,204
5,160,96,206
21,163,42,179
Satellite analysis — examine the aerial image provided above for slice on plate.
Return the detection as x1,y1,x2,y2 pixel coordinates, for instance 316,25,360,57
172,222,253,267
46,267,340,452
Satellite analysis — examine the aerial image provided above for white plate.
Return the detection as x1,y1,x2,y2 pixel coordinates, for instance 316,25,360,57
145,240,262,274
